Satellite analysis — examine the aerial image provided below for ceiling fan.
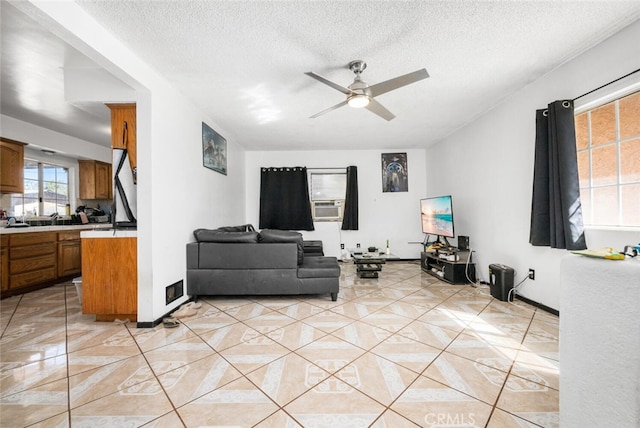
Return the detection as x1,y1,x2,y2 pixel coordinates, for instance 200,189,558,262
305,60,429,121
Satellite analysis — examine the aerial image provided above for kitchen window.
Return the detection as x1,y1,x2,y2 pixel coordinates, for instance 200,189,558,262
575,90,640,227
10,160,69,217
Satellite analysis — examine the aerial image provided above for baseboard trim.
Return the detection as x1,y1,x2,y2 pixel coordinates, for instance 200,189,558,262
516,294,559,316
136,297,196,328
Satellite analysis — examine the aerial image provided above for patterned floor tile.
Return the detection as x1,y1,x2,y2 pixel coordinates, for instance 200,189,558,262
360,310,415,334
262,320,328,351
371,409,422,427
295,333,367,372
284,375,386,427
218,334,290,374
331,320,393,351
256,409,303,427
391,375,493,428
70,377,173,427
301,310,355,333
329,300,384,320
486,408,541,427
0,262,559,426
520,318,559,361
242,311,297,334
144,336,216,376
511,350,560,391
370,333,441,374
198,322,263,352
496,373,559,427
157,352,242,408
423,352,507,405
336,352,421,406
0,354,68,397
220,301,274,322
177,377,278,427
445,331,519,371
130,322,196,353
140,411,185,427
178,309,237,335
417,307,473,332
275,301,325,320
396,319,459,349
67,333,141,376
0,377,69,427
69,354,153,408
247,352,330,406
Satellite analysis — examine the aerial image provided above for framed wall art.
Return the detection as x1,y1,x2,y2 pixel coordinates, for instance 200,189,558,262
202,122,227,175
381,152,408,192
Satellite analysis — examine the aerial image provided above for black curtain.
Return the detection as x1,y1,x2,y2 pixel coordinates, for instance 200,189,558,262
341,166,358,230
530,100,587,250
259,167,314,231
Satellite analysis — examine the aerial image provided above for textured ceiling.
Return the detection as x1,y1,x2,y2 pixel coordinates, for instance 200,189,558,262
3,1,640,153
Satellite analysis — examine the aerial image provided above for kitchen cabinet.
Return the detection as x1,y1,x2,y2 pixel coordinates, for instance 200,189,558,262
8,232,57,291
1,236,8,293
106,103,136,173
79,160,112,200
0,137,26,194
1,227,97,298
81,235,137,322
57,231,81,277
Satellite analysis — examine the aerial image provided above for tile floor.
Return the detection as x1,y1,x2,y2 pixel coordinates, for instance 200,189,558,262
0,261,559,427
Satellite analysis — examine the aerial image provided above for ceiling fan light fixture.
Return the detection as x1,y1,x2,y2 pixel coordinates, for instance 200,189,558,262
348,94,370,108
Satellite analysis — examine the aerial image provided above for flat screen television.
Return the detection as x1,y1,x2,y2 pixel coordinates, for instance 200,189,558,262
420,195,455,245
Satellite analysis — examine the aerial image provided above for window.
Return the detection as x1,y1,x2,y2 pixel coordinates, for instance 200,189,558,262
11,160,69,217
309,172,346,221
575,90,640,227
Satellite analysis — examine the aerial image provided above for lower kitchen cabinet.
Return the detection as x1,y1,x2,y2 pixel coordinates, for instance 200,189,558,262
1,228,93,298
57,231,81,277
81,235,137,322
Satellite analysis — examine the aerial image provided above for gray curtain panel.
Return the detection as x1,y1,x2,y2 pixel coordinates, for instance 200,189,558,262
341,166,359,230
529,100,586,250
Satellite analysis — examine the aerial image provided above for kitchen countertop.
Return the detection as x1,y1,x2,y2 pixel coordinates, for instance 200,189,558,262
81,229,137,238
0,224,112,235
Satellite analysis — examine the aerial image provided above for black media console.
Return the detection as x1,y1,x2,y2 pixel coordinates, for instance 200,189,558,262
421,250,476,284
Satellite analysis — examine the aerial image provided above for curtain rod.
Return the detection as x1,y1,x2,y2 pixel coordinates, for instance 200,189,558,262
307,167,347,171
573,67,640,102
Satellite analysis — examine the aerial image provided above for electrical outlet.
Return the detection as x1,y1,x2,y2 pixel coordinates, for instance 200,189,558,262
356,243,361,248
528,269,535,280
340,243,345,249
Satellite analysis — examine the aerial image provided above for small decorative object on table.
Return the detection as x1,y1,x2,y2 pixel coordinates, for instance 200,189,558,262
386,239,390,255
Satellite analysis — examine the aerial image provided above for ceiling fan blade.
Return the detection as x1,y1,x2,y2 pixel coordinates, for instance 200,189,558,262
310,99,349,119
365,98,395,121
305,72,353,95
368,69,429,97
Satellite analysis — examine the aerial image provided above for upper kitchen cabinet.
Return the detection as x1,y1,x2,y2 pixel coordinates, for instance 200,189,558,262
106,103,136,172
79,160,112,200
0,138,26,194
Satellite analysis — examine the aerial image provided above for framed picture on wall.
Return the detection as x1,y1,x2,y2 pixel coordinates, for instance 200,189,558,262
381,152,408,192
202,122,227,175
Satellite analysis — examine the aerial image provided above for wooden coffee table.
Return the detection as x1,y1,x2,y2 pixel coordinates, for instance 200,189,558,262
351,251,399,278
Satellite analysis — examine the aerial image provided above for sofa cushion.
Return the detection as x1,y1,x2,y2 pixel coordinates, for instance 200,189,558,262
215,224,256,232
194,229,259,243
298,256,341,278
259,229,304,264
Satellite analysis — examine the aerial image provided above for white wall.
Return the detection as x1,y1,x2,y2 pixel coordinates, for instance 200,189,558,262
24,1,246,323
426,19,640,311
245,149,427,259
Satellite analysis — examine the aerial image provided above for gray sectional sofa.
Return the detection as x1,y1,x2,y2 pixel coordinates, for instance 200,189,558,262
186,226,340,301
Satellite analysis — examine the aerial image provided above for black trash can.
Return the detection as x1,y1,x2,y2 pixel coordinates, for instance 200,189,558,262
489,264,515,302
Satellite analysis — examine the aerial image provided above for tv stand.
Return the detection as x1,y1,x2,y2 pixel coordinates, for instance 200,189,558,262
421,250,476,284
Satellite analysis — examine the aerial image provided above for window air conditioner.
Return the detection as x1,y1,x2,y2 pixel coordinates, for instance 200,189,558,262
313,200,343,221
